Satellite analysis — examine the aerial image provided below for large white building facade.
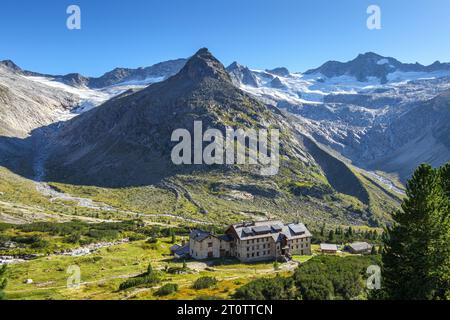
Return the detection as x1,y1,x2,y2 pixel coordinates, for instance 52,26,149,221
188,220,312,262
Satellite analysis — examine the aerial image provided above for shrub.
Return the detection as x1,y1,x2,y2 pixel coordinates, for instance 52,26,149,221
166,266,187,274
127,233,146,241
234,276,296,300
147,237,158,244
292,255,378,300
64,233,81,244
154,283,178,296
119,273,160,291
192,276,218,290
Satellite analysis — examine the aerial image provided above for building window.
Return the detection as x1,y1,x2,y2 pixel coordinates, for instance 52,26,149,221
208,243,213,248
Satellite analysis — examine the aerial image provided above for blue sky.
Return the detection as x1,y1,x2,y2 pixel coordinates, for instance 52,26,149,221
1,0,449,77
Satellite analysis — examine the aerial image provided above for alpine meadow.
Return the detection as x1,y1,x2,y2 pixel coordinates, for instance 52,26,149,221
0,0,449,305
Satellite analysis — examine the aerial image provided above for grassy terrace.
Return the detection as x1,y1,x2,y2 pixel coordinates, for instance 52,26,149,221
4,238,294,300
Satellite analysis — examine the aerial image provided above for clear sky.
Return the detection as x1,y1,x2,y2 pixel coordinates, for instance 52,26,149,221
1,0,449,77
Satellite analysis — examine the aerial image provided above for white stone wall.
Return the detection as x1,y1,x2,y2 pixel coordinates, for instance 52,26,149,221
190,232,312,262
234,236,279,262
189,236,231,260
287,237,312,255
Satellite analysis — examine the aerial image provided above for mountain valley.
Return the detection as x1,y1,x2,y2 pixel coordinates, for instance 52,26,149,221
2,49,450,229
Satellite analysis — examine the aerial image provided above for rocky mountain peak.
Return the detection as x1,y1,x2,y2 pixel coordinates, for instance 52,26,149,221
266,67,290,77
356,52,385,61
270,77,287,89
226,61,259,87
227,61,242,70
0,60,22,73
177,48,231,83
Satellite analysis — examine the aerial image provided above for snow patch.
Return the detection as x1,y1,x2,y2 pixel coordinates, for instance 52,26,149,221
377,59,390,65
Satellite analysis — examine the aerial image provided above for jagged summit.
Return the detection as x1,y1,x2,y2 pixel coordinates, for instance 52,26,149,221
0,59,22,73
304,52,450,82
356,52,384,60
174,48,231,83
226,61,259,87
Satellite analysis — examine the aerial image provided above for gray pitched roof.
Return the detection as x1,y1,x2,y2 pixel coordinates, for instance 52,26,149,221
189,229,212,242
230,220,312,241
174,244,190,257
320,243,338,251
349,242,372,251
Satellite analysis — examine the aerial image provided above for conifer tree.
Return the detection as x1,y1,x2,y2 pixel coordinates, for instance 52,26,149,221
328,230,334,242
433,164,450,298
382,164,449,299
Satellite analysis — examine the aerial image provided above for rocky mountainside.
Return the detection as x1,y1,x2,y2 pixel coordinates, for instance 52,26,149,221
226,62,259,87
6,50,437,226
44,49,335,187
227,53,450,182
347,92,450,178
36,49,397,226
0,64,80,138
1,58,186,89
266,67,290,77
86,58,187,88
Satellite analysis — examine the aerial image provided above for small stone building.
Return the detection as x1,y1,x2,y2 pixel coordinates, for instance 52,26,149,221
320,243,338,254
347,242,372,254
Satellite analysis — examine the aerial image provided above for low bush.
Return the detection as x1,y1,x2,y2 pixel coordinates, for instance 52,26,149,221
119,273,160,291
234,276,296,300
192,277,218,290
154,283,178,296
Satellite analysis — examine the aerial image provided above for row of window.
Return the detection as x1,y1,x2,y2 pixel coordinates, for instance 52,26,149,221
240,237,271,245
290,238,307,243
291,244,307,250
247,250,270,259
246,243,270,251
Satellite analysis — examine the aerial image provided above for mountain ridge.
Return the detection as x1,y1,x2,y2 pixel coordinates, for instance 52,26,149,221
304,52,450,83
0,58,187,89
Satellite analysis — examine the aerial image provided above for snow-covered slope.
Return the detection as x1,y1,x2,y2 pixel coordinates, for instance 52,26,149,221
228,53,450,182
23,75,163,118
0,65,79,137
231,64,450,106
